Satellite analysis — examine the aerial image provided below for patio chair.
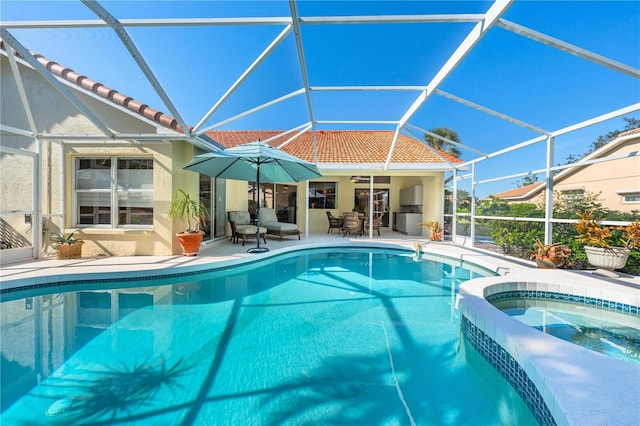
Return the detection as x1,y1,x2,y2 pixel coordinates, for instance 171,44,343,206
258,208,301,241
227,211,266,246
364,214,383,236
342,211,362,237
326,211,343,234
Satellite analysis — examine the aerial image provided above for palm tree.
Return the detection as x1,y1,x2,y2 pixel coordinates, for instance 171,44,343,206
424,127,462,158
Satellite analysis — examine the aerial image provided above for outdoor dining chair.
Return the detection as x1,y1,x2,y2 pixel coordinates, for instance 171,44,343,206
342,212,362,237
326,211,343,234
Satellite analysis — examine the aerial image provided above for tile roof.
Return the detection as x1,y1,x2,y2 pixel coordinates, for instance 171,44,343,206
3,42,461,165
491,182,543,199
1,41,180,131
206,130,462,164
491,129,640,200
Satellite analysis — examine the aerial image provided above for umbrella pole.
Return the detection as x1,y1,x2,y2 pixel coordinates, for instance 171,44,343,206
248,162,269,253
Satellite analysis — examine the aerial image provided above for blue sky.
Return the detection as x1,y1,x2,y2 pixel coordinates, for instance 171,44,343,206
2,0,639,197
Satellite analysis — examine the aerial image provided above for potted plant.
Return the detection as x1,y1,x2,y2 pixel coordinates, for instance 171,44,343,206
168,189,208,256
574,212,640,274
52,230,84,259
419,221,443,241
530,239,571,268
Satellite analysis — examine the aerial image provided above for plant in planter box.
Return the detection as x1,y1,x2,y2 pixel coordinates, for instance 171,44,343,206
168,189,209,256
52,230,84,259
530,239,571,268
574,212,640,275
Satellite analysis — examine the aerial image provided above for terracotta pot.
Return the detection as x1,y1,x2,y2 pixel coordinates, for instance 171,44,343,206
535,256,557,269
56,241,84,260
177,232,203,256
584,246,630,271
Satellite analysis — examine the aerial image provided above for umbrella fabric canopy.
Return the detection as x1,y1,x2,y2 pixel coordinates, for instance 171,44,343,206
183,141,322,253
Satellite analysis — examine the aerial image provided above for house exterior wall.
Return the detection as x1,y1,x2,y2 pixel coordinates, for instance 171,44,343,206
305,172,444,236
552,138,639,213
1,55,199,257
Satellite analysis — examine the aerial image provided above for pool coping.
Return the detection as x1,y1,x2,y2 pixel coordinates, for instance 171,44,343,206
458,273,640,426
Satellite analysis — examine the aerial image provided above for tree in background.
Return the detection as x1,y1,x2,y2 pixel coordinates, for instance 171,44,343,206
560,116,640,165
424,127,462,158
513,174,539,188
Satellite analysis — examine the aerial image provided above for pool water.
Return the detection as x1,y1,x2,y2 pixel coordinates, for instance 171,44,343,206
494,298,640,365
1,248,537,425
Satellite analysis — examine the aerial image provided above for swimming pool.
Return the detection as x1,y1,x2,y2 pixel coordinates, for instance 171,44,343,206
1,247,537,425
491,297,640,365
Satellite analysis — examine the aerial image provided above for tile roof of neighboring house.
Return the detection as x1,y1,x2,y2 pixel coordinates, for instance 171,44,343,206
206,130,463,164
491,182,544,199
491,128,639,200
2,42,461,165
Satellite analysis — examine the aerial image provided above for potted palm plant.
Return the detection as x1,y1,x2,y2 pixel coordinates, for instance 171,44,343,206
530,239,571,268
168,189,208,256
574,212,640,274
52,230,84,259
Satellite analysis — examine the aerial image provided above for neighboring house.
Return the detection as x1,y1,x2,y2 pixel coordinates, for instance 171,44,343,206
490,129,640,213
0,46,460,260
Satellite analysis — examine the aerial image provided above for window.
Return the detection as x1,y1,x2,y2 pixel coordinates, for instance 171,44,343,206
309,182,336,209
560,189,585,200
75,157,153,227
623,193,640,203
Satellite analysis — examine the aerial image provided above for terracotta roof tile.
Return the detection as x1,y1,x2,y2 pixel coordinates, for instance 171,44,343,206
207,130,462,165
0,41,181,131
492,182,543,199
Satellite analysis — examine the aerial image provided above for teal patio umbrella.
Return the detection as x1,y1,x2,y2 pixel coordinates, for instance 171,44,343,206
184,141,322,253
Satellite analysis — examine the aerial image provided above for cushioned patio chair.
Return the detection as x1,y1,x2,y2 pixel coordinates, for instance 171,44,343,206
326,211,343,234
342,211,362,237
258,207,301,241
227,211,266,246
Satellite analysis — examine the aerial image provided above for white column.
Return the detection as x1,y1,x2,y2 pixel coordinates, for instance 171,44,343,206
32,138,42,259
452,169,458,241
470,162,476,246
544,136,554,244
368,175,374,238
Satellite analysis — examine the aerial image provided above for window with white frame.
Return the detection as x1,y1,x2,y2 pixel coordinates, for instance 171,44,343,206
622,193,640,203
75,157,153,227
308,182,336,209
